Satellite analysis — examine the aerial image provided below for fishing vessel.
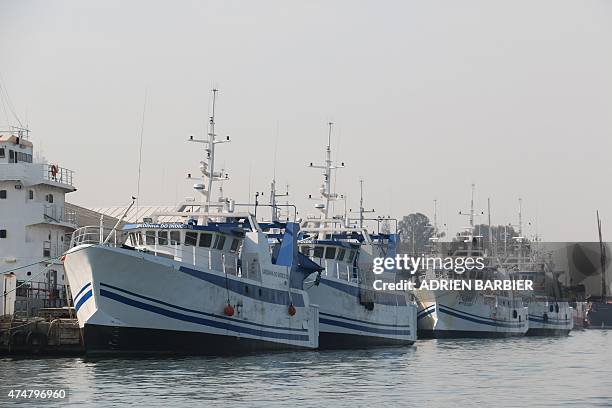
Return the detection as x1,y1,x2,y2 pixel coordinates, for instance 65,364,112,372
296,124,417,347
585,211,612,329
63,91,320,354
416,186,529,338
503,199,573,336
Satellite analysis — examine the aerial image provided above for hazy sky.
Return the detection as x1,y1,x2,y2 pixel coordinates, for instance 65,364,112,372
1,0,611,240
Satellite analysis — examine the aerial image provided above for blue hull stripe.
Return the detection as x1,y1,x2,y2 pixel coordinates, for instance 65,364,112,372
319,278,407,306
75,290,93,312
178,266,305,307
418,308,435,321
100,289,310,341
74,282,92,302
417,304,435,318
441,304,522,324
319,311,411,328
100,283,306,332
438,305,524,328
320,317,411,336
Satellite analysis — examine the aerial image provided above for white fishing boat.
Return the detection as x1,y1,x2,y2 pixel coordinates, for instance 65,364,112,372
503,199,573,336
63,91,320,354
297,124,417,347
416,186,529,338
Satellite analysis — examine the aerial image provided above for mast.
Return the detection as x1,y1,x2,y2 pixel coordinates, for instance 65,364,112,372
187,89,230,223
487,197,493,256
307,122,345,236
597,211,607,298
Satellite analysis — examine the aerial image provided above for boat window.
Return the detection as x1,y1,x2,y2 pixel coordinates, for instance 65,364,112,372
325,247,336,260
9,149,14,163
185,232,198,246
170,231,180,245
0,229,6,238
0,190,6,199
0,148,4,158
46,194,54,203
28,190,34,199
549,305,554,313
145,231,156,245
199,233,212,248
158,231,168,245
230,238,240,252
348,250,356,262
128,233,136,246
313,247,324,258
337,248,346,261
136,232,143,245
214,235,226,250
555,304,559,313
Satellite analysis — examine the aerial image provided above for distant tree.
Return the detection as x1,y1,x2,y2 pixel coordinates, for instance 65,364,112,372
398,213,436,255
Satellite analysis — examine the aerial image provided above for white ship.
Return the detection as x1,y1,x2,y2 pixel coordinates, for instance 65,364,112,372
0,127,77,317
297,124,417,347
502,199,573,335
63,91,320,354
416,186,529,338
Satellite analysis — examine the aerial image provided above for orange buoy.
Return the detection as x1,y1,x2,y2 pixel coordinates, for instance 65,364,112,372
224,303,234,316
288,304,296,316
60,255,66,263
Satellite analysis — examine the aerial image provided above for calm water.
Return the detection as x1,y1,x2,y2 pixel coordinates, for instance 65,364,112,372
1,330,611,407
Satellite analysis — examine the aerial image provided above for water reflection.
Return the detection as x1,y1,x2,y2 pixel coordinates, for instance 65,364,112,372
1,331,611,407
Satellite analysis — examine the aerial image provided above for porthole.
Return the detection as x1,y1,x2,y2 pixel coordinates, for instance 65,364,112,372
27,271,31,276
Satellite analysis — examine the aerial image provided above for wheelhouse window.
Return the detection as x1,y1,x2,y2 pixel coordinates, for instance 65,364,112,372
185,232,198,246
145,231,155,245
0,229,6,238
325,247,336,260
337,248,346,261
0,190,6,199
198,233,212,248
230,238,240,252
158,231,168,245
313,246,324,258
9,149,14,163
45,194,54,203
214,235,226,250
170,231,180,245
348,250,356,262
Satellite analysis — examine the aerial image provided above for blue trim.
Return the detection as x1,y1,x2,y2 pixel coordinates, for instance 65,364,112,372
74,282,92,301
178,266,305,307
438,305,524,328
100,289,310,341
100,283,307,332
319,311,411,328
75,289,93,312
319,278,407,306
417,305,436,321
320,317,411,336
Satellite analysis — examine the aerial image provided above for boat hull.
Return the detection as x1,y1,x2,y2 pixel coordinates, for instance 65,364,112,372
64,245,319,355
526,302,573,336
307,277,417,348
416,291,529,338
586,303,612,329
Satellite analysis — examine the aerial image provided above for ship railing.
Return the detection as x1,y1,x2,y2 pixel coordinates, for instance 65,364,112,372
70,226,119,248
42,163,74,186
